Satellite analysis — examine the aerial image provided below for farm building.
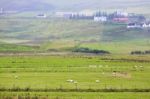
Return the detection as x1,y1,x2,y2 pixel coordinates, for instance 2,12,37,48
127,23,142,29
127,22,150,29
113,17,129,23
55,10,95,19
79,10,95,17
142,22,150,28
116,11,128,17
0,8,3,14
94,16,107,22
36,14,47,18
128,14,146,22
55,12,77,18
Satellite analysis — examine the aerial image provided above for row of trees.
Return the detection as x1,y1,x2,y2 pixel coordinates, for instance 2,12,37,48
69,11,145,22
73,47,110,54
131,50,150,55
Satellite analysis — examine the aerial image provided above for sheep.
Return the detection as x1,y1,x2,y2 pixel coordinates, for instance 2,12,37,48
105,65,108,68
112,71,117,76
66,79,74,83
96,80,100,83
134,65,138,68
74,81,78,84
140,66,143,68
99,65,103,68
89,65,97,68
14,75,18,79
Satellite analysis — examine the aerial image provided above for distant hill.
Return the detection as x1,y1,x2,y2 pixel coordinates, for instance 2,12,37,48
0,0,150,11
0,0,55,11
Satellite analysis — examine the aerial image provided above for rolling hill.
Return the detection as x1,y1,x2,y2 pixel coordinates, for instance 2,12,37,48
0,0,55,11
0,0,150,11
0,0,150,53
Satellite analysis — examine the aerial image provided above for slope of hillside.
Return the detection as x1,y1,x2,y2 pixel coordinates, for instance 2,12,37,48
0,18,150,53
0,0,55,11
0,0,150,11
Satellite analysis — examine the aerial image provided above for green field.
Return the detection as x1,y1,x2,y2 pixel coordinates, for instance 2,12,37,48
0,17,150,54
1,92,150,99
0,55,150,98
0,11,150,98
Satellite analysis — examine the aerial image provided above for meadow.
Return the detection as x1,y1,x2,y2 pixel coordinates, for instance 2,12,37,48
0,55,150,98
1,92,150,99
0,17,150,54
0,12,150,98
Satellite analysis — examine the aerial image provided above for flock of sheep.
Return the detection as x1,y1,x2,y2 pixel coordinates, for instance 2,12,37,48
66,79,100,83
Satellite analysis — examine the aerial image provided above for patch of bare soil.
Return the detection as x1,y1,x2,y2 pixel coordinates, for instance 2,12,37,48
112,72,132,79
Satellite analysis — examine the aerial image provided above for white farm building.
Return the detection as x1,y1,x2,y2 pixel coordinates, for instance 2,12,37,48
94,16,107,22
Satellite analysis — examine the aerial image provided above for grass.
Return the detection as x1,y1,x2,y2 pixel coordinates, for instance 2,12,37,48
0,55,149,91
0,12,150,98
79,39,150,54
0,18,103,41
0,92,150,99
0,43,37,52
0,17,150,54
0,72,149,90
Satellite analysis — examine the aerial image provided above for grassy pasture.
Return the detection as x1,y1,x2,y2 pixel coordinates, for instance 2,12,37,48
0,92,150,99
79,39,150,54
0,55,149,90
0,17,150,54
0,12,150,98
0,55,150,98
0,43,37,52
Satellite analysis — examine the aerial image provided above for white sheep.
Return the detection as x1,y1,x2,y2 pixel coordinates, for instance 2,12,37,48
99,65,103,68
66,79,74,83
140,66,143,68
74,81,78,84
96,80,100,83
14,75,18,79
134,65,138,68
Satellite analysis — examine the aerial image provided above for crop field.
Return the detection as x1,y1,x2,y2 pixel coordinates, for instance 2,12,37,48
0,55,150,98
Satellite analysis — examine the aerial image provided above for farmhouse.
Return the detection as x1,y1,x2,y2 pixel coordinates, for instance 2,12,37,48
36,14,47,18
116,11,128,17
79,10,95,17
113,17,129,23
55,12,77,18
127,23,141,29
0,8,3,14
127,22,150,29
128,14,146,22
55,10,95,19
94,16,107,22
141,22,150,28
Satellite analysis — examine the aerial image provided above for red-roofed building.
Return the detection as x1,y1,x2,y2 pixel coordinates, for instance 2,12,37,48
113,17,129,23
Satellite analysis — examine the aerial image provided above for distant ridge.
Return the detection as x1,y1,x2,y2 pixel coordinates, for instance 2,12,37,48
0,0,150,11
0,0,55,11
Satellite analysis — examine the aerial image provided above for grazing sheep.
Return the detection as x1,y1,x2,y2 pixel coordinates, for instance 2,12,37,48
14,75,18,79
105,65,108,68
66,79,74,83
140,66,143,68
134,65,138,68
112,72,116,76
89,65,97,68
96,80,100,83
74,81,78,84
